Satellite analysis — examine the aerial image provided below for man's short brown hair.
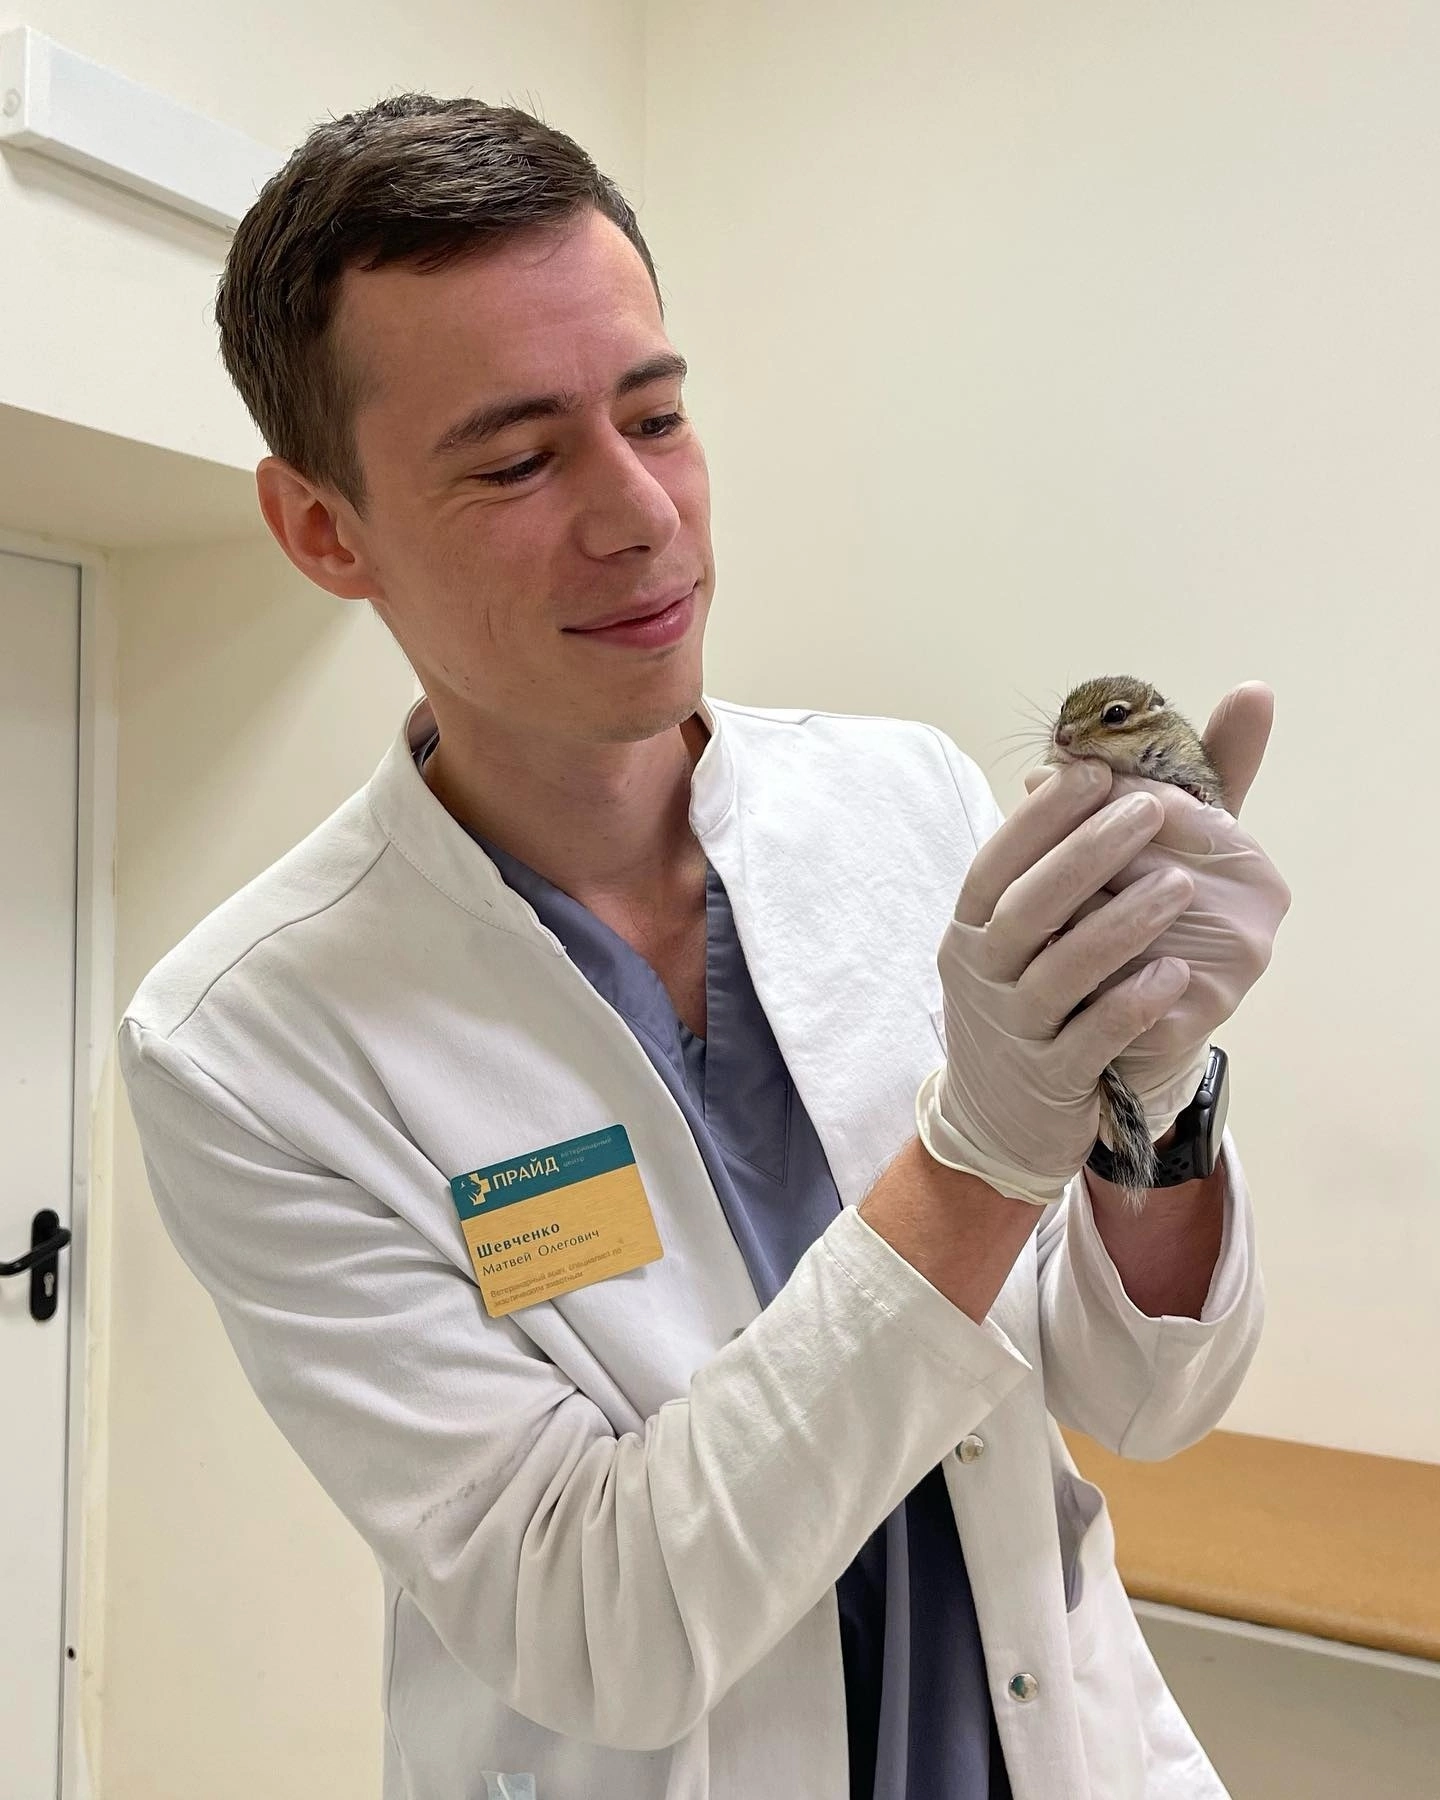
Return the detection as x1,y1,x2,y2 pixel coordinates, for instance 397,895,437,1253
216,93,661,510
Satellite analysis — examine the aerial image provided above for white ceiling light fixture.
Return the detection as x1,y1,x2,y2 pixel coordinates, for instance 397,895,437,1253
0,26,284,231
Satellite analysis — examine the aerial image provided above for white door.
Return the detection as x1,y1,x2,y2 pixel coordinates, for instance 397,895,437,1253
0,550,81,1800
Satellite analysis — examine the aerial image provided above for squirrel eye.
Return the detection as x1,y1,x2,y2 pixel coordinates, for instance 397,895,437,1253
1101,704,1129,726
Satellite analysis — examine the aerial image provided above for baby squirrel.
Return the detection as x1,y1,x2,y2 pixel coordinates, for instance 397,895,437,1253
1040,676,1224,1207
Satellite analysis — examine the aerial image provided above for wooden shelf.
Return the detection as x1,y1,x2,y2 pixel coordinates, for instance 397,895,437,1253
1061,1427,1440,1663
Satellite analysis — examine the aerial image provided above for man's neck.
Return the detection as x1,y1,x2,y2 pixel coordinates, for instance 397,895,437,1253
420,705,712,914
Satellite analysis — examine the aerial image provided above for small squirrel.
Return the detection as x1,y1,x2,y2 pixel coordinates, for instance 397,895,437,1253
1040,676,1225,1206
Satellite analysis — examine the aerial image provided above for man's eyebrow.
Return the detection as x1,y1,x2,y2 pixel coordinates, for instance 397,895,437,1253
430,352,689,458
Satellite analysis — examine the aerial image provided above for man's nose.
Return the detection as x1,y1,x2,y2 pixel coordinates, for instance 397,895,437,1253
576,434,681,557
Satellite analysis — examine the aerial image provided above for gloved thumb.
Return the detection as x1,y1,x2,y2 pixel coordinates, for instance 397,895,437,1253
1024,765,1060,797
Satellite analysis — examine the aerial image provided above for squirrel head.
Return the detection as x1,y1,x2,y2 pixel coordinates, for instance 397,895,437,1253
1039,674,1225,805
1045,674,1193,774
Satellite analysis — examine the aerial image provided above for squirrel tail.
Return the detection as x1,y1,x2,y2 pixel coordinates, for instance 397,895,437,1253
1096,1065,1158,1211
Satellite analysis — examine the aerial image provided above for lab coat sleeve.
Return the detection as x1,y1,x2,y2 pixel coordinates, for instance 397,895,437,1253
1032,1143,1265,1457
931,726,1266,1460
117,1017,1031,1753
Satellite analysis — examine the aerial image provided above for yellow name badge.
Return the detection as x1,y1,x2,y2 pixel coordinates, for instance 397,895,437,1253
449,1125,663,1318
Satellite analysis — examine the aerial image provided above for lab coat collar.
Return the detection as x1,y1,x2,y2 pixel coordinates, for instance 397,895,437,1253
366,691,739,937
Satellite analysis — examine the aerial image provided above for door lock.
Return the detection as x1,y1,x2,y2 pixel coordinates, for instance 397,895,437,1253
0,1209,71,1321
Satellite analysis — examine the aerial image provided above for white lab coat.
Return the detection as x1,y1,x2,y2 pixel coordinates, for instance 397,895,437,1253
118,693,1261,1800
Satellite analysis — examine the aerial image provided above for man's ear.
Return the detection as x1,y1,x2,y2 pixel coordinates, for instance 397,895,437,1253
255,456,380,603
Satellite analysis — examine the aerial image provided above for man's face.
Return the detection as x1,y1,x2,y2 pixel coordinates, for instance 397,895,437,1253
331,208,713,745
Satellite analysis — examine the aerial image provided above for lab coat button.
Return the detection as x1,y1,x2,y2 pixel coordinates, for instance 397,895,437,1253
957,1434,986,1462
1007,1672,1039,1702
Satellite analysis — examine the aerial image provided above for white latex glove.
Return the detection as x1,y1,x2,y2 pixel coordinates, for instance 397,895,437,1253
918,759,1198,1206
1023,683,1292,1141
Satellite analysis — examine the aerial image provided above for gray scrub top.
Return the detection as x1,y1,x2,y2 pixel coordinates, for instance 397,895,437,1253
419,733,1011,1799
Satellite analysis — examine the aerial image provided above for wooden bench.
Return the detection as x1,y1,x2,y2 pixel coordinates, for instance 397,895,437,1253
1061,1427,1440,1663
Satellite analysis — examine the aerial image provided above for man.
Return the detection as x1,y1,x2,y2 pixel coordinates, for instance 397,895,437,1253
119,93,1290,1800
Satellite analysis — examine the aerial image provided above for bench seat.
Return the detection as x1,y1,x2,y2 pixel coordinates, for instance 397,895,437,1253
1061,1427,1440,1662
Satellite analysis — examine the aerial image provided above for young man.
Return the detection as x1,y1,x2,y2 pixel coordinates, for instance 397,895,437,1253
119,94,1290,1800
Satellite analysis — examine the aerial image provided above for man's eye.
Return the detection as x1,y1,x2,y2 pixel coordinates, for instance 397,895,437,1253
637,410,687,438
479,455,549,488
475,412,687,487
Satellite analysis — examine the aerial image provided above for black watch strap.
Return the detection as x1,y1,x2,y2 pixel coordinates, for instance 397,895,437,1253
1085,1045,1229,1188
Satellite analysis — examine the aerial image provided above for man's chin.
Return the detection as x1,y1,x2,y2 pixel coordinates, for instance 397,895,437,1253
586,677,705,747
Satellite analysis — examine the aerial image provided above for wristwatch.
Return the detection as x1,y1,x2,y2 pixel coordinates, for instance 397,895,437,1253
1085,1045,1229,1187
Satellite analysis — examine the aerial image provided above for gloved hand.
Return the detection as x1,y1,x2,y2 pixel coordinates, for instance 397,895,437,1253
1023,683,1292,1142
917,759,1198,1206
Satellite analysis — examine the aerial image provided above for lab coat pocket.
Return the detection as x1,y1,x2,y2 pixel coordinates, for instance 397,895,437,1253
1054,1467,1114,1669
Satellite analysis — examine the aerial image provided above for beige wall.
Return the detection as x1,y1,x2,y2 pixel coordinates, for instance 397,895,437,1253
644,0,1440,1464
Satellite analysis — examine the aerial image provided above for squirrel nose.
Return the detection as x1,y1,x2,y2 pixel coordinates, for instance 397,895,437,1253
1055,725,1074,748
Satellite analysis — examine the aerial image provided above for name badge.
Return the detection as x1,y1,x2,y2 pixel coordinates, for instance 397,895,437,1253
449,1125,663,1318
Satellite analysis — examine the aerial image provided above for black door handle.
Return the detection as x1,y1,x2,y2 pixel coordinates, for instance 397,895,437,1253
0,1219,72,1276
1,1210,71,1321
